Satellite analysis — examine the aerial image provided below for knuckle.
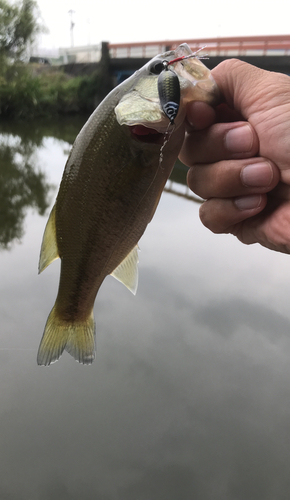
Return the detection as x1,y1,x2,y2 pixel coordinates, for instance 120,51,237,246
187,165,209,199
199,201,217,232
199,198,234,235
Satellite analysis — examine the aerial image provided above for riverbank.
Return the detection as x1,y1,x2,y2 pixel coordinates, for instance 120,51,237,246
0,62,113,120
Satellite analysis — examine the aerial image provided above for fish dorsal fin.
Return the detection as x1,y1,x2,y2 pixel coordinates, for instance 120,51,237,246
110,245,139,295
38,205,59,274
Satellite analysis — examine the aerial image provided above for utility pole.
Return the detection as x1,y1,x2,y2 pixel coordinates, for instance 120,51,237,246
68,9,75,47
87,18,91,61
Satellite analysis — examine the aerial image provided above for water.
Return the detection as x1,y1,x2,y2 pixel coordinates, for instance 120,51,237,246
1,117,290,499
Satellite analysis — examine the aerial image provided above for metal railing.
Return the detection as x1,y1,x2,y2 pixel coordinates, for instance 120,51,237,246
109,35,290,59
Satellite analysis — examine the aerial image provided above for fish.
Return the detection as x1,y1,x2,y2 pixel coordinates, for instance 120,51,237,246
37,43,220,366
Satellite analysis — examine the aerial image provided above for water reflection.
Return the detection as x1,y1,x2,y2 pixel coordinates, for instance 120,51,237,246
0,134,51,248
0,115,88,149
0,116,87,249
1,117,290,499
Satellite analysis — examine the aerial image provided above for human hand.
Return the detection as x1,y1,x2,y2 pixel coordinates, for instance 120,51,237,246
179,59,290,253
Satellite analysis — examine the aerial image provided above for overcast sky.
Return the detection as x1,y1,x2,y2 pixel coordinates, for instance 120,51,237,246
35,0,290,51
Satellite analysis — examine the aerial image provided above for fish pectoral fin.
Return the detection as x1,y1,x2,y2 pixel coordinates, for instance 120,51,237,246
38,204,59,274
37,307,96,366
110,245,139,295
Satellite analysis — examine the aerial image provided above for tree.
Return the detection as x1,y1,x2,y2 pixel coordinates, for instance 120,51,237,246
0,0,43,60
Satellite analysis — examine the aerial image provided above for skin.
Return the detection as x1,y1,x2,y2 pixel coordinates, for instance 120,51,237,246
179,59,290,254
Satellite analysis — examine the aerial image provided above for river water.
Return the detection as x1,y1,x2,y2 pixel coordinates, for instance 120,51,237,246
1,116,290,499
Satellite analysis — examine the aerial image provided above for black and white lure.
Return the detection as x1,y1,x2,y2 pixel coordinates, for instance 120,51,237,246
156,47,207,125
157,65,180,125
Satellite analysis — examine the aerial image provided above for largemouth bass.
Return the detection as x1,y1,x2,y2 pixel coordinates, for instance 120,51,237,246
37,43,219,365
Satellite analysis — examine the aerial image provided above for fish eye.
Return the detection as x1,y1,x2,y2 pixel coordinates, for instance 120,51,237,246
149,59,165,75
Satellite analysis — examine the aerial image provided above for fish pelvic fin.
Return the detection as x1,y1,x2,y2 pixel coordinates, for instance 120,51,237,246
38,204,59,274
110,245,139,295
37,307,96,366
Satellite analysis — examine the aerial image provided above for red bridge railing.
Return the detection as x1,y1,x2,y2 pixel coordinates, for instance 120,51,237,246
109,35,290,58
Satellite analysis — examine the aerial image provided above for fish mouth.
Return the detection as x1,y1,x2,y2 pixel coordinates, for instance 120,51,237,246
129,125,165,144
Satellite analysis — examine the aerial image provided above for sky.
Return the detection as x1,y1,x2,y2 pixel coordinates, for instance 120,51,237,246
35,0,290,53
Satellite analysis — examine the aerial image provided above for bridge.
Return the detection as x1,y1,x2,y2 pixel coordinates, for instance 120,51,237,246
60,35,290,82
109,35,290,58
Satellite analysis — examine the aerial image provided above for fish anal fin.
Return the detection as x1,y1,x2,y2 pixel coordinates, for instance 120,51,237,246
110,245,139,295
38,205,59,274
37,307,96,366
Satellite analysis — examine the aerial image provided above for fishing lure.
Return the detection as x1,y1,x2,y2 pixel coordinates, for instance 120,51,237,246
157,65,180,125
157,47,207,125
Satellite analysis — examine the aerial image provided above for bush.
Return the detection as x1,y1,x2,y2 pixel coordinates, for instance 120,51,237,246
0,65,43,118
77,69,113,111
0,63,113,119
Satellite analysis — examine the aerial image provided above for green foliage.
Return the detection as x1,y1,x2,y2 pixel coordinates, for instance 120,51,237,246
0,2,113,119
77,69,113,111
0,64,42,118
0,0,43,60
0,63,113,119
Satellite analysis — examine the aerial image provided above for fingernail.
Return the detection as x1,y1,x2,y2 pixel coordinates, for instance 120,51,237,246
241,162,273,187
225,124,253,153
234,195,262,210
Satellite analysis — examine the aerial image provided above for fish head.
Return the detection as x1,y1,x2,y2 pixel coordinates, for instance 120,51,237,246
115,43,220,141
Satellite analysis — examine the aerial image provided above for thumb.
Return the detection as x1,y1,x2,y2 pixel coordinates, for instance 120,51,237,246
211,59,290,174
211,59,274,118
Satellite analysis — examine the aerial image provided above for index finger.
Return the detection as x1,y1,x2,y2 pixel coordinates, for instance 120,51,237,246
185,101,216,131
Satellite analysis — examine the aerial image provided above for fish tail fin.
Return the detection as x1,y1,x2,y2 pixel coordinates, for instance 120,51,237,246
65,311,96,365
37,307,96,366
